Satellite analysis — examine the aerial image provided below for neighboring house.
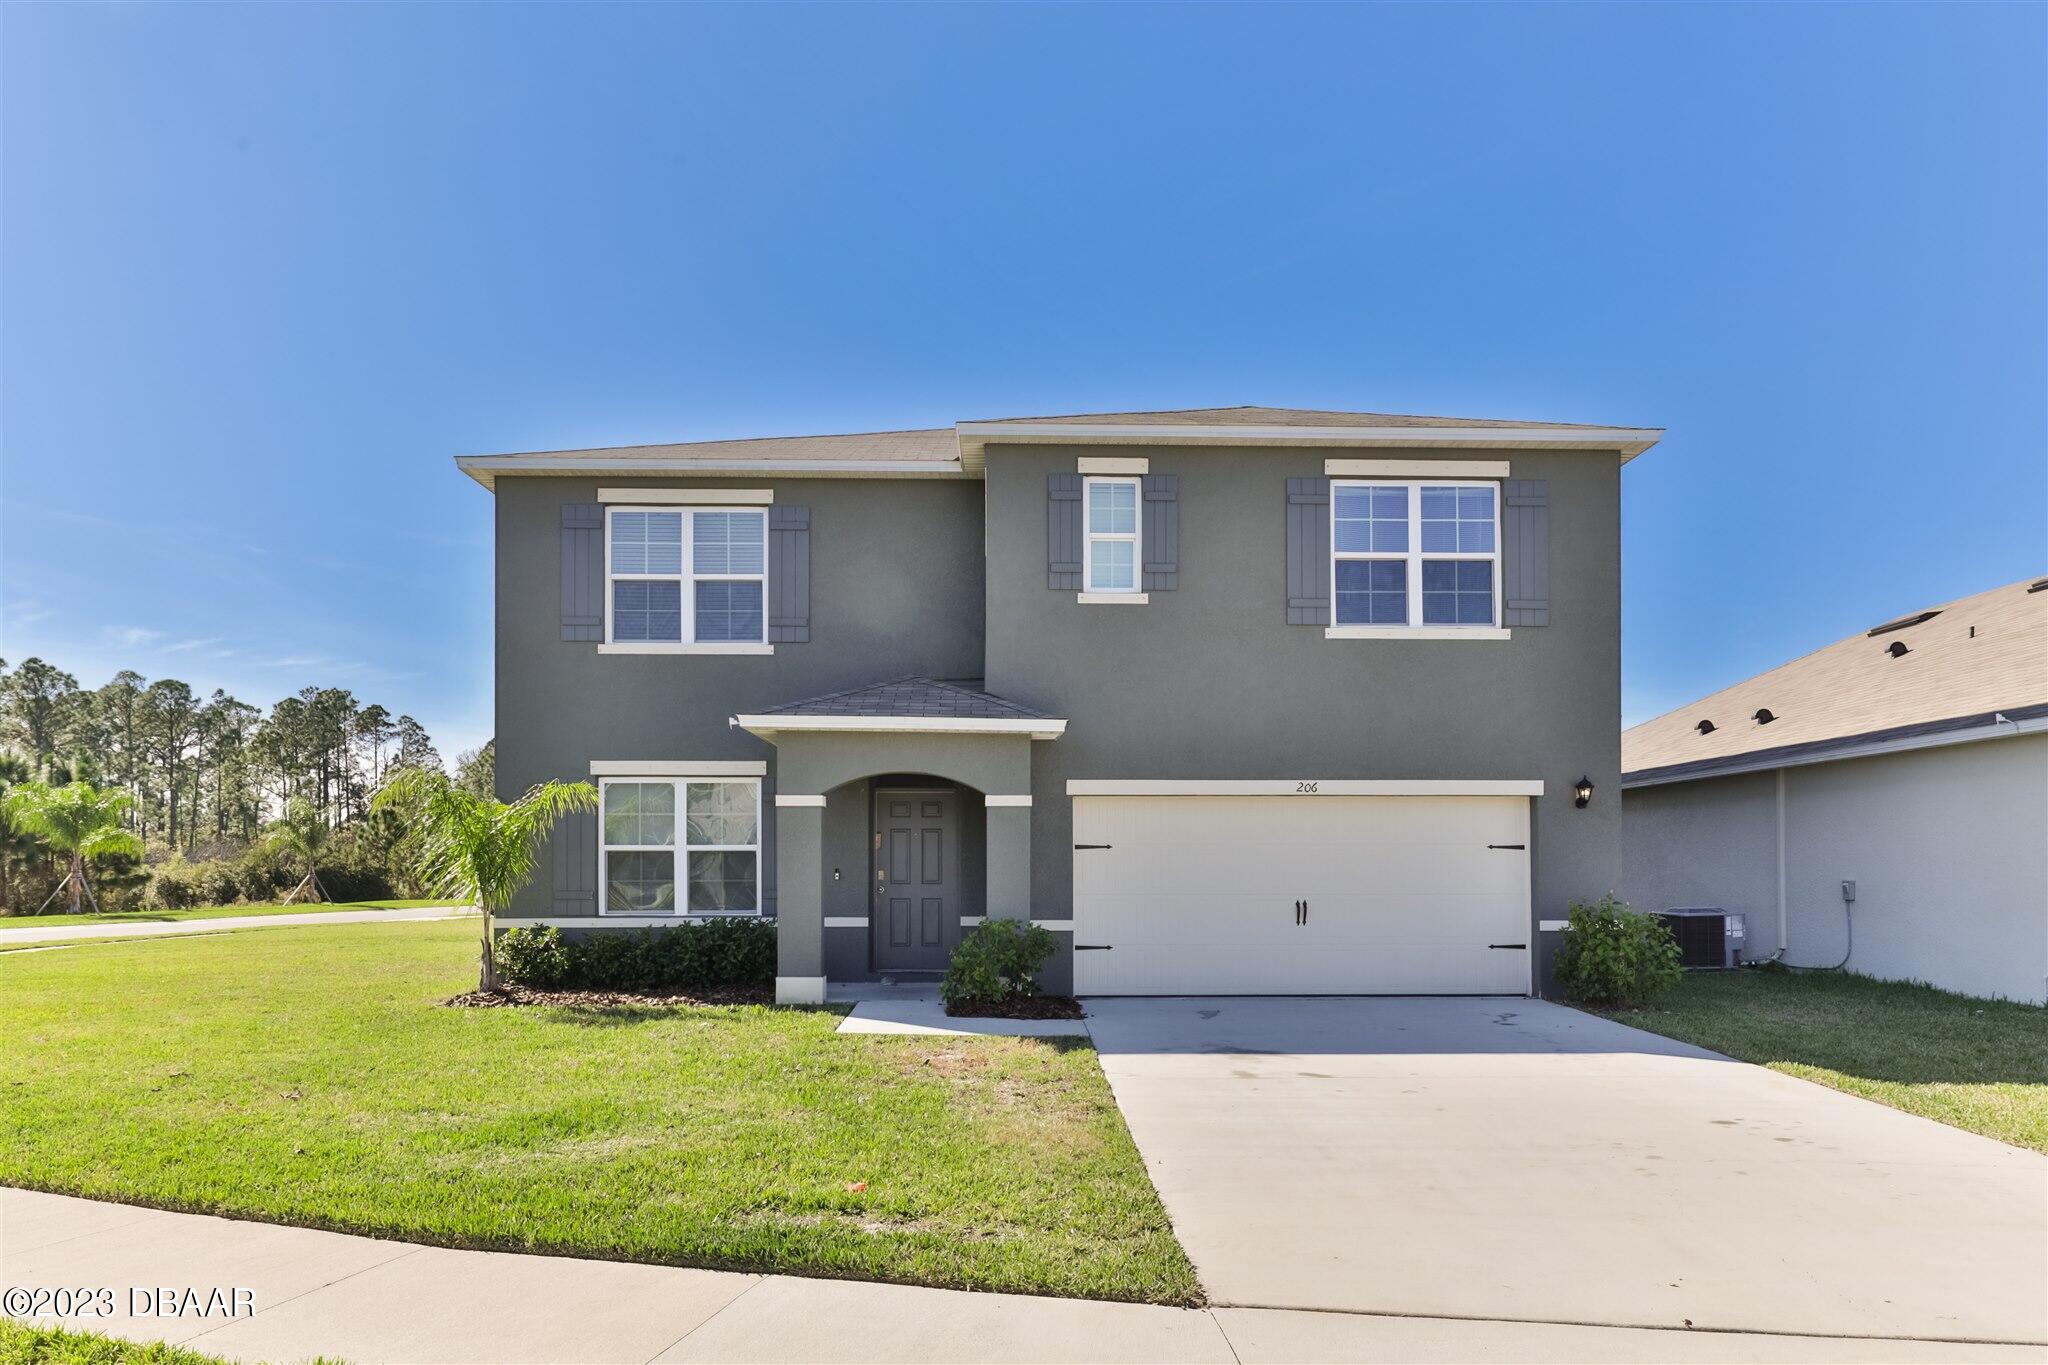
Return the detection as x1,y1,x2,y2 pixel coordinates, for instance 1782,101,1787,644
460,406,1663,1003
1622,577,2048,1005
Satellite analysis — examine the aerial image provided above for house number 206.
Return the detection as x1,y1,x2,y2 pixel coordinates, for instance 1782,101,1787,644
1295,782,1320,794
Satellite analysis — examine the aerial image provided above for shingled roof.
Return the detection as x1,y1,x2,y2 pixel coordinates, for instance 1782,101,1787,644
1623,576,2048,785
752,676,1050,721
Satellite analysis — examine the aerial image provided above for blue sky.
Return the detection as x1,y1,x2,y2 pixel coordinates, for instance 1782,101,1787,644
3,3,2042,758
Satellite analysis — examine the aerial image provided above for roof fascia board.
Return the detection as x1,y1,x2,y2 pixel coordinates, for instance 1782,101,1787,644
956,422,1664,465
1622,713,2048,789
456,456,969,491
733,714,1068,741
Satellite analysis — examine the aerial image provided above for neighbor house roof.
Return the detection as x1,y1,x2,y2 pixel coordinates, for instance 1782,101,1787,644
1622,576,2048,787
456,406,1663,488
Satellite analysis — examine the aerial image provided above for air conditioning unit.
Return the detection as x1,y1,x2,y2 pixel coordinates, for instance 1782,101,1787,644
1657,908,1746,969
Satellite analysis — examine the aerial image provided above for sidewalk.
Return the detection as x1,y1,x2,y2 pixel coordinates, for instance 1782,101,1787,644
0,907,468,947
4,1189,2036,1364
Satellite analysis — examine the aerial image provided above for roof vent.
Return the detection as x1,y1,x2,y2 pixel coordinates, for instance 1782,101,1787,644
1867,610,1941,637
1695,719,1716,735
1753,708,1777,725
1887,640,1910,658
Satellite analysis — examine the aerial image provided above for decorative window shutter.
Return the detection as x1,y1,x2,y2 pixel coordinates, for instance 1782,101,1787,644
1285,477,1331,625
768,506,811,643
1047,474,1083,589
561,503,604,641
551,806,597,913
1502,480,1550,627
1141,474,1180,590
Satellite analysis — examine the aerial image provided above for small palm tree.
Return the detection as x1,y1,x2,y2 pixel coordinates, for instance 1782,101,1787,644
373,768,595,991
265,800,333,905
1,780,145,916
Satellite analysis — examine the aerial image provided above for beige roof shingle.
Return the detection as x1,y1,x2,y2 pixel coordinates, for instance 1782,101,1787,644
1622,576,2048,779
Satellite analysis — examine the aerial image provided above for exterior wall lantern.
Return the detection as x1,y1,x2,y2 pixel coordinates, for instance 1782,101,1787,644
1573,775,1595,809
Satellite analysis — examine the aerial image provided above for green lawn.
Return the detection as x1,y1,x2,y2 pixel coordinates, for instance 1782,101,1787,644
0,900,457,933
0,921,1197,1304
1602,968,2048,1153
0,1319,240,1365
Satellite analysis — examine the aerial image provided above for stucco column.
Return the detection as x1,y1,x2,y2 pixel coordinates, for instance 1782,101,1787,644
773,796,827,1004
985,795,1033,922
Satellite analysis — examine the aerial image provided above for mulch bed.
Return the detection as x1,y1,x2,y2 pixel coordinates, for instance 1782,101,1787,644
944,994,1086,1020
445,983,773,1009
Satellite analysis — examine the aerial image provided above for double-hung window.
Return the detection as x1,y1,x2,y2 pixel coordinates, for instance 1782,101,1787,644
607,508,767,646
1083,476,1141,594
1332,481,1499,630
600,777,761,914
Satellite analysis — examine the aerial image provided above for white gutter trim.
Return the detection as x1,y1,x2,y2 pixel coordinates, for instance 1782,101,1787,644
456,456,968,490
1621,713,2048,789
735,714,1068,740
957,422,1663,461
1065,779,1545,797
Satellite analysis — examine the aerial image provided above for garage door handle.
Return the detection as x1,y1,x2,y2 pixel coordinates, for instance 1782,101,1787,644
1074,944,1114,951
1488,943,1528,950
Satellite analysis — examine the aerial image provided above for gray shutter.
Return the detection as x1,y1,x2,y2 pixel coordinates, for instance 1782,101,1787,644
1142,474,1179,590
561,503,604,642
768,506,810,643
1047,474,1083,589
1286,477,1331,625
1503,480,1550,627
551,807,597,913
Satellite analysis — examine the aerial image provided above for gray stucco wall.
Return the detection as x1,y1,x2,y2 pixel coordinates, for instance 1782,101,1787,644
1623,735,2048,1005
494,475,986,921
982,443,1626,995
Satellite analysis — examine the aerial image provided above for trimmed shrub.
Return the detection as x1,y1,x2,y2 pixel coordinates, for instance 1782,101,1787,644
941,918,1057,1008
495,919,777,992
1553,893,1684,1008
497,925,571,989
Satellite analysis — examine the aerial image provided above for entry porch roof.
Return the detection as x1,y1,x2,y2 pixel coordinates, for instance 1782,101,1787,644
733,677,1067,740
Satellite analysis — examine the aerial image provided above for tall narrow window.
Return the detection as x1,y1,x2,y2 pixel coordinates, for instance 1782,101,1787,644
1331,481,1499,629
600,777,760,914
1084,477,1141,593
606,508,767,644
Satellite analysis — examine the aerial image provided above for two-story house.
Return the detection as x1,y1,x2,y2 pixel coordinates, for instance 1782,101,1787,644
460,406,1662,1003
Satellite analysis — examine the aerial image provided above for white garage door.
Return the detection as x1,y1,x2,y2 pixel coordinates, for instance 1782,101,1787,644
1072,794,1532,996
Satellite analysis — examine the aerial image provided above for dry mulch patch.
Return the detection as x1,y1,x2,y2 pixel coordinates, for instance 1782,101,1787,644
446,983,773,1009
944,994,1085,1020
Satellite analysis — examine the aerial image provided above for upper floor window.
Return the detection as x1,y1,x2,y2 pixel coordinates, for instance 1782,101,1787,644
1084,476,1141,593
1332,481,1498,628
607,508,767,644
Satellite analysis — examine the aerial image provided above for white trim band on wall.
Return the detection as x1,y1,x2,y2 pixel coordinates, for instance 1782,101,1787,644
598,487,774,504
775,794,827,807
985,795,1033,807
1077,456,1150,475
1323,458,1511,478
1065,779,1546,797
824,917,869,928
591,760,768,777
960,916,1072,930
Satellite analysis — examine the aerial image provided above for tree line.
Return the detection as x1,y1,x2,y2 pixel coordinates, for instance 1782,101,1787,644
0,656,461,858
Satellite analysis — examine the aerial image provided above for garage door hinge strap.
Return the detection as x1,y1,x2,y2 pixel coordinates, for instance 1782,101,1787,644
1073,843,1113,850
1074,944,1114,951
1487,843,1526,850
1488,943,1528,950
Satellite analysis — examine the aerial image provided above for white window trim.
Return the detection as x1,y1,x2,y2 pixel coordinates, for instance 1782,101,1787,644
604,505,771,648
1077,592,1149,606
1081,474,1144,596
597,774,764,918
1330,479,1501,633
597,487,774,504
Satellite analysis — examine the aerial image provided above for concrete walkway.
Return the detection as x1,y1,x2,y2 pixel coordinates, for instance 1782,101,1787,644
0,906,468,946
1086,997,2048,1347
830,981,1091,1037
3,1189,2036,1363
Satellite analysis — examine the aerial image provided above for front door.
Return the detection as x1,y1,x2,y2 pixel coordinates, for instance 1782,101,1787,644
872,788,958,972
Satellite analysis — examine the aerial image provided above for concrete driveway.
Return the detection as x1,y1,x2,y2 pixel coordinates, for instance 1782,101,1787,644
1086,996,2048,1347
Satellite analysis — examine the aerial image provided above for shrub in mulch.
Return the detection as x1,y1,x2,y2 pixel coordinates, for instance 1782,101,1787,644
446,983,772,1009
944,994,1085,1020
